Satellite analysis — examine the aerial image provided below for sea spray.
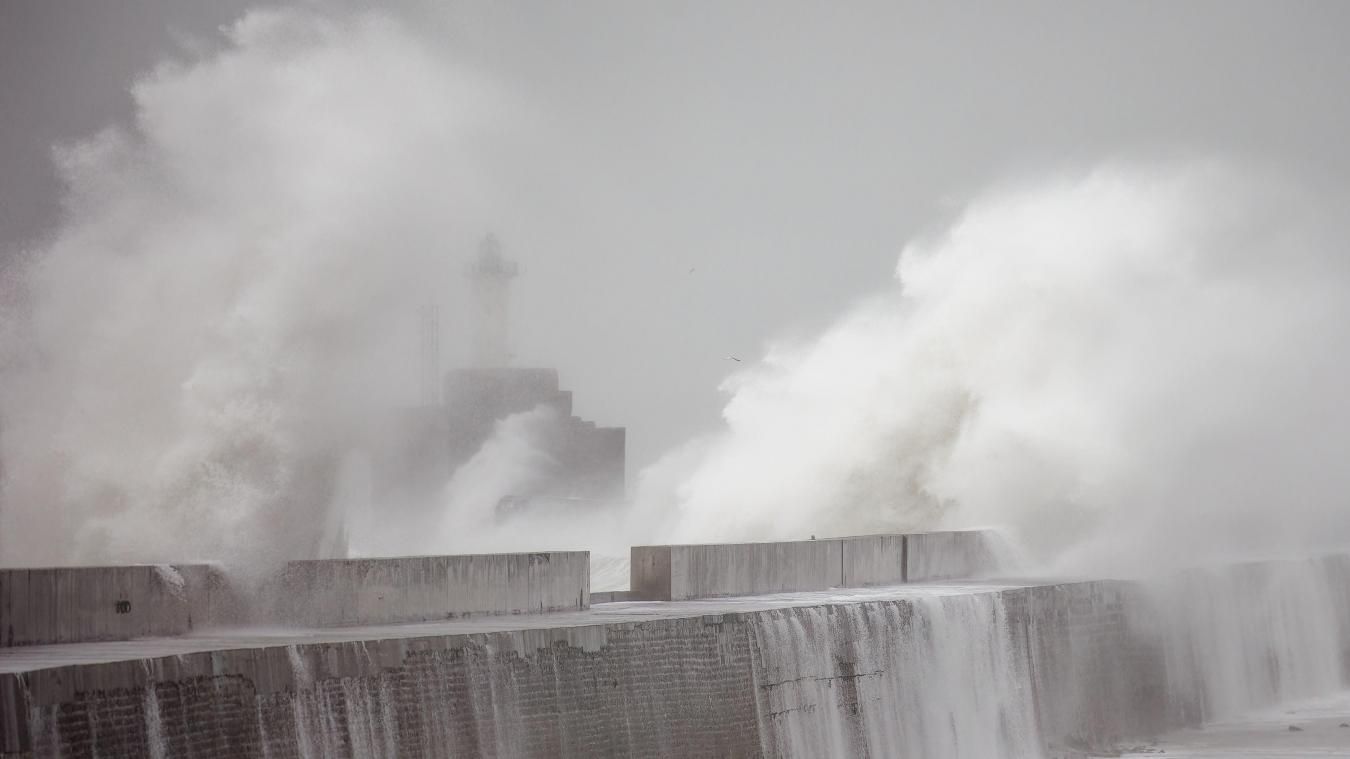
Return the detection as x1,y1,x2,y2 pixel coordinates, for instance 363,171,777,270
1141,555,1350,723
641,162,1350,577
141,685,168,759
0,7,499,569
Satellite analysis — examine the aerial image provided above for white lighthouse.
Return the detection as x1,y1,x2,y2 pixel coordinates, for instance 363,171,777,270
466,234,519,368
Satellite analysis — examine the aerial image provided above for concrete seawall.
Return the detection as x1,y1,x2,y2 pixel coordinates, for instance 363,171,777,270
5,543,1346,757
631,530,999,600
3,579,1148,758
1,552,590,647
0,565,229,647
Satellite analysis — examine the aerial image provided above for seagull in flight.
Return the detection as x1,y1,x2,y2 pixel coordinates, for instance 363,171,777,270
726,356,741,362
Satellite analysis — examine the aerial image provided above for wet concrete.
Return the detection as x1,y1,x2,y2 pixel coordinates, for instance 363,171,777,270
1116,691,1350,758
0,579,1037,675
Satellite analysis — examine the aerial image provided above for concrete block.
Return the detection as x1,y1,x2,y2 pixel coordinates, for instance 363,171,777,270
631,531,1002,601
527,551,590,613
631,545,674,601
268,551,590,627
632,539,844,601
906,529,1001,582
840,534,909,586
0,564,225,647
673,539,843,600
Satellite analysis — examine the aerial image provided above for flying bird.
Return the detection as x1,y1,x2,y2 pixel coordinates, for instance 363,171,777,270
727,356,741,362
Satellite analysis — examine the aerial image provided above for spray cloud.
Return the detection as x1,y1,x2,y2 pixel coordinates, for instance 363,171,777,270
0,8,500,567
640,161,1350,575
4,5,1349,579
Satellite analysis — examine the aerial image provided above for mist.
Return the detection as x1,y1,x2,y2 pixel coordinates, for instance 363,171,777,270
638,161,1350,576
2,2,1350,581
0,8,501,566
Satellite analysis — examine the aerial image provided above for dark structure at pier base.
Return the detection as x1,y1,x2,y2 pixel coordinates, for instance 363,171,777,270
376,368,625,523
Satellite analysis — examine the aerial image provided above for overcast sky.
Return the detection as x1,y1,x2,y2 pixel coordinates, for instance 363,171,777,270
3,0,1349,472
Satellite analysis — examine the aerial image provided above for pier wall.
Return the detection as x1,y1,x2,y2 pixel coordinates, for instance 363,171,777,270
3,580,1138,759
268,552,590,627
0,565,227,648
8,552,1350,758
1,552,590,647
631,530,1000,601
6,545,1346,757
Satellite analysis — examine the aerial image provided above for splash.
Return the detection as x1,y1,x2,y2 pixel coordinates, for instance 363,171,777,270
349,404,565,557
5,5,1348,578
643,161,1350,574
0,8,500,567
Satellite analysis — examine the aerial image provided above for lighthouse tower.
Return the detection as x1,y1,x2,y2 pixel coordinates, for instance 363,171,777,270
466,235,519,368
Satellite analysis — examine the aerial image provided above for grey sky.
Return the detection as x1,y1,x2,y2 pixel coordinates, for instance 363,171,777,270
3,0,1349,472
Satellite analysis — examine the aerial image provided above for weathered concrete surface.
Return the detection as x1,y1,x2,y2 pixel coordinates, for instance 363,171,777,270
2,580,1120,758
0,583,1030,676
1114,690,1350,758
631,530,1001,600
904,528,1003,581
837,533,908,587
0,565,230,648
5,554,1348,759
636,538,844,601
2,552,589,649
5,552,1345,757
267,552,590,627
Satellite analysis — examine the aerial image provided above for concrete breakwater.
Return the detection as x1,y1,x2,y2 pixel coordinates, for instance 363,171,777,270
3,580,1139,758
629,530,999,601
0,565,227,648
0,552,591,648
2,535,1348,758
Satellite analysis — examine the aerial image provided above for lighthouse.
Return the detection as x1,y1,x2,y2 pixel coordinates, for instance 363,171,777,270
466,234,519,368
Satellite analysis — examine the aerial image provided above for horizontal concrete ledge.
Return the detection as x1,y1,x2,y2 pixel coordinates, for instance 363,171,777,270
2,552,591,647
630,530,1001,601
0,564,229,648
270,551,591,627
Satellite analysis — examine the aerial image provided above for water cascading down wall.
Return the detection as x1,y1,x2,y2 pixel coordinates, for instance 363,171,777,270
4,553,1350,758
